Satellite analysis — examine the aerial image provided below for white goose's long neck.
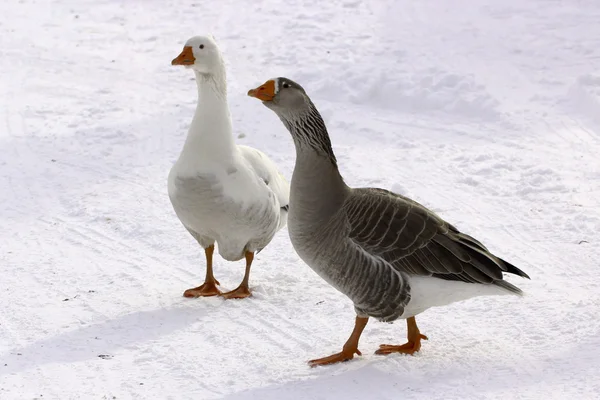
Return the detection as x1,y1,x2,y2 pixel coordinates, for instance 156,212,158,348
179,69,236,165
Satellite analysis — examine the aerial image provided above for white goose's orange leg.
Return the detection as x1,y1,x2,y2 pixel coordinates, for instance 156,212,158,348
308,316,369,367
221,251,254,299
375,316,428,355
183,245,221,297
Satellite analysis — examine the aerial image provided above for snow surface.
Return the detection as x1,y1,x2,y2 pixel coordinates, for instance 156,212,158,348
2,0,600,399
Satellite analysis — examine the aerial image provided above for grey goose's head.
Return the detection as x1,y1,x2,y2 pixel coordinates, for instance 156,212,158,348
247,77,312,119
248,77,336,163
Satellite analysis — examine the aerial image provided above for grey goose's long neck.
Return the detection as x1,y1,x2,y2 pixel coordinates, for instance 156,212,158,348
281,100,349,221
282,100,337,165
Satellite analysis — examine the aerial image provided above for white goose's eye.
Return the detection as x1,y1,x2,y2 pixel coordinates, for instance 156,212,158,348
282,83,290,89
199,44,204,49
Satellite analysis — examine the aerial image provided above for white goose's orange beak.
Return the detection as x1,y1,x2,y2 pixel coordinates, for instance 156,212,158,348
248,80,275,101
171,46,195,66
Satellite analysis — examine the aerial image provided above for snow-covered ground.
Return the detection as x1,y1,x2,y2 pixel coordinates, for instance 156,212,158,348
2,0,600,398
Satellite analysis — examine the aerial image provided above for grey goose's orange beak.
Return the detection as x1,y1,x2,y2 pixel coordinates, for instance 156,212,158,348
248,79,275,101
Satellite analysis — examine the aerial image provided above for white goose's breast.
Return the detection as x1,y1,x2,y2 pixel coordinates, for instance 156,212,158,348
169,166,278,243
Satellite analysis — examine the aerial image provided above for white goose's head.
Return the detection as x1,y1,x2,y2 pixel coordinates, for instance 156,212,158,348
171,35,223,75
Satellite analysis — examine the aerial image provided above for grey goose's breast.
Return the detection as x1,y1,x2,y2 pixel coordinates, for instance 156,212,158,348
288,204,411,322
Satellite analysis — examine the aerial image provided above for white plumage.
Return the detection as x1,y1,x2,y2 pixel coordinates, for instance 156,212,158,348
168,36,289,299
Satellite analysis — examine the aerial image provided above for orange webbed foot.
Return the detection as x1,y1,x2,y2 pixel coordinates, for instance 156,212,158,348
308,348,362,367
375,333,428,355
183,280,221,298
220,285,251,299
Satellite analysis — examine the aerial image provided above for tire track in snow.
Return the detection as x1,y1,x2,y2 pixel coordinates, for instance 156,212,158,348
232,307,315,353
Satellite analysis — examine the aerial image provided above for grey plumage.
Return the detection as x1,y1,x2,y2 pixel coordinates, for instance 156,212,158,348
255,77,530,323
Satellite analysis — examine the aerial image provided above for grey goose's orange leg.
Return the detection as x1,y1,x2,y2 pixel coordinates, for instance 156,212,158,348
309,316,369,367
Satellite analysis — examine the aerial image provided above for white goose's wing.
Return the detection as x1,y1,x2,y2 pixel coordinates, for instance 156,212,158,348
343,188,529,292
238,145,290,227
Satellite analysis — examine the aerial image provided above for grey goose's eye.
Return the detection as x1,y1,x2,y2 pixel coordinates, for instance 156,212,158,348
199,44,204,49
282,83,290,89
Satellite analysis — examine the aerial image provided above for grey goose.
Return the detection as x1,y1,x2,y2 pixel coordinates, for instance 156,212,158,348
247,77,530,366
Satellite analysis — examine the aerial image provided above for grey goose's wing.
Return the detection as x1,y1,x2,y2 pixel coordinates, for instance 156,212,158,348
343,188,529,292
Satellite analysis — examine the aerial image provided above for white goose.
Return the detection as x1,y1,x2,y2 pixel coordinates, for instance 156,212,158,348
168,36,289,299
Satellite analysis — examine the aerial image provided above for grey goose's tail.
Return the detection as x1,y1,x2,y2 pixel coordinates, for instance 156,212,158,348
435,225,530,295
457,230,530,295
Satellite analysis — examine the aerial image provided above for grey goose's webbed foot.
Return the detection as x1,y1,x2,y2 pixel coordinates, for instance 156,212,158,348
375,316,428,356
308,316,368,367
308,348,362,367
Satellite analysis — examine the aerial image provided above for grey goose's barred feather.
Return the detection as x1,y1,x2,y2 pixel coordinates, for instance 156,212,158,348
344,188,529,293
